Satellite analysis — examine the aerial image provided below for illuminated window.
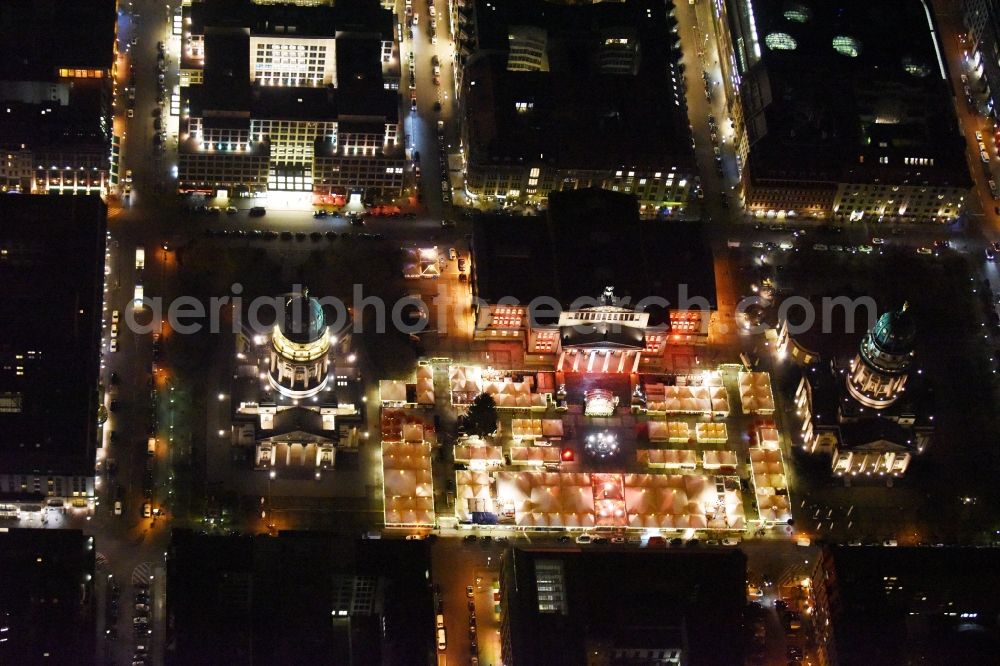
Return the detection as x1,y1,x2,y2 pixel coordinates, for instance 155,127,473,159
515,101,534,112
832,36,861,58
0,392,22,413
902,57,930,77
765,32,797,51
534,560,567,614
783,4,811,22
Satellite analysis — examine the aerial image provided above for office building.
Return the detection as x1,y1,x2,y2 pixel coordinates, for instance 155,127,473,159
461,0,695,215
0,196,106,516
0,529,96,665
720,0,971,222
178,0,404,202
499,546,747,666
963,0,1000,118
781,302,934,477
471,188,718,371
0,0,118,194
812,545,1000,664
166,529,434,665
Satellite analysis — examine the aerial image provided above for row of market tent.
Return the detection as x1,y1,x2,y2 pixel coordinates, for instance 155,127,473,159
454,470,746,530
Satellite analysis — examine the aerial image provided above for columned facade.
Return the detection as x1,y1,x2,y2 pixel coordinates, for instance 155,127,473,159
268,290,332,399
845,304,915,410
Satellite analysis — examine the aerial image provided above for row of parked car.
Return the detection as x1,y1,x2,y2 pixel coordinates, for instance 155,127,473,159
205,228,385,242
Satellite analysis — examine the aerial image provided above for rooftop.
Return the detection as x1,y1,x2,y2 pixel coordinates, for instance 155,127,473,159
0,529,96,664
0,0,116,80
821,545,1000,663
472,188,716,315
166,530,433,665
501,546,746,666
187,0,392,40
464,0,692,170
0,195,106,481
186,35,397,123
728,0,971,188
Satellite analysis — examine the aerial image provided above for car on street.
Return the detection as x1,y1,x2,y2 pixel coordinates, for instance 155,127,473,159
142,503,151,518
114,501,122,515
466,585,474,598
987,248,996,261
812,243,828,251
575,534,593,544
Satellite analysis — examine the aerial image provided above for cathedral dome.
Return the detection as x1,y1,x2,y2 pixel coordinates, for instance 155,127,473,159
277,288,327,344
869,303,915,356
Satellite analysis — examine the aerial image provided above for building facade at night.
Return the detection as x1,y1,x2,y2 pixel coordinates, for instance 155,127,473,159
231,288,361,476
167,530,434,665
499,547,747,666
460,0,695,215
811,546,1000,664
178,0,404,201
0,529,96,664
0,196,106,516
963,0,1000,119
471,189,717,372
0,0,118,195
720,0,971,223
783,304,933,477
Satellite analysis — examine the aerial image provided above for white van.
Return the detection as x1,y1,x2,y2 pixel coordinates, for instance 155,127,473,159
436,627,447,650
436,613,445,629
147,437,156,455
135,245,145,270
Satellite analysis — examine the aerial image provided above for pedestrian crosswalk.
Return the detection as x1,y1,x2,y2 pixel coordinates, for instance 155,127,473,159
96,552,109,569
132,561,156,586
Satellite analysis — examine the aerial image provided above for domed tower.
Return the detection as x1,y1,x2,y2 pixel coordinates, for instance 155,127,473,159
268,288,331,399
846,303,915,409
